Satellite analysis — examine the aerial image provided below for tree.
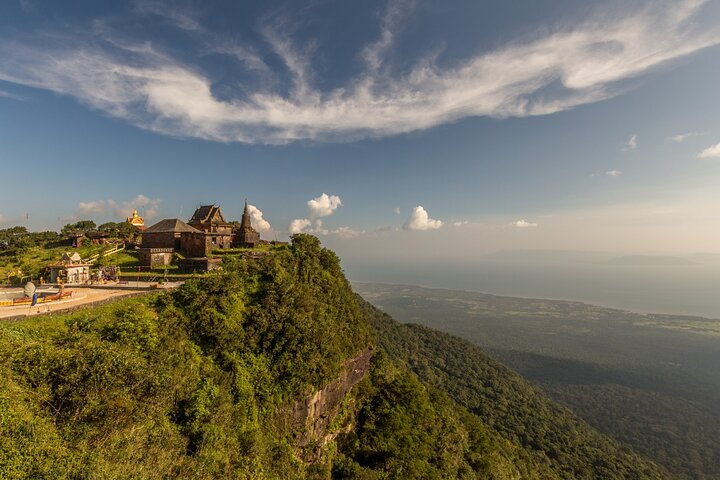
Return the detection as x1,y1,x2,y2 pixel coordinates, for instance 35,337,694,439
61,220,97,235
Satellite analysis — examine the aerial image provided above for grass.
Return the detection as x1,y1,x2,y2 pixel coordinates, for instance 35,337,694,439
1,244,139,285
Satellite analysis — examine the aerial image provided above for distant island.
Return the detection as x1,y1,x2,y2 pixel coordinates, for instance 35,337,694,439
605,255,697,266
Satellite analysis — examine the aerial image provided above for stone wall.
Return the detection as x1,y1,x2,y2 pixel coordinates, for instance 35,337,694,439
180,232,207,258
138,248,173,267
181,232,233,257
141,232,180,249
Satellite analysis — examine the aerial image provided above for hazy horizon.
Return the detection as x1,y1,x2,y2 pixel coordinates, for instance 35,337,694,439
346,250,720,318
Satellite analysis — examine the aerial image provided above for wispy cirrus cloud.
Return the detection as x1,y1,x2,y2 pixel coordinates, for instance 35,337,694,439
668,131,700,143
0,89,25,101
0,1,718,144
623,134,638,151
132,0,202,31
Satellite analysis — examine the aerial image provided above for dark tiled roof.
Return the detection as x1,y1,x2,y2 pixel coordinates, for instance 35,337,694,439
190,205,226,224
142,218,201,234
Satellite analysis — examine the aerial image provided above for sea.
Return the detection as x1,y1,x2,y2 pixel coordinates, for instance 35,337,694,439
344,255,720,319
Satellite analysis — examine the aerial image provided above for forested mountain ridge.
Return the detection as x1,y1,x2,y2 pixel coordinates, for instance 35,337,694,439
355,282,720,479
364,302,666,479
0,235,664,478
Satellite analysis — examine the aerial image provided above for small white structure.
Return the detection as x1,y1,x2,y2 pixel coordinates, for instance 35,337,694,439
49,252,92,284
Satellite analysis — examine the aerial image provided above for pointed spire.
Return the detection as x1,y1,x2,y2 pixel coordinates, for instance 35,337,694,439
240,199,252,228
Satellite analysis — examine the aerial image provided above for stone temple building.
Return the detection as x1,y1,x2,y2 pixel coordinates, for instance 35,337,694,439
139,218,200,267
188,204,234,250
138,202,263,269
233,201,261,248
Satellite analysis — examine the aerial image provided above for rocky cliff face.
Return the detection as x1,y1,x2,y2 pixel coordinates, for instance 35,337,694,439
291,348,373,462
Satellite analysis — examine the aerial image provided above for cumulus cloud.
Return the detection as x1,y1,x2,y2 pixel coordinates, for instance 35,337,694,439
453,220,469,227
290,193,346,234
394,207,401,215
246,204,272,232
307,193,342,218
403,206,443,231
698,142,720,158
77,194,161,219
514,219,538,228
605,169,622,177
0,1,718,143
289,218,312,234
288,218,361,238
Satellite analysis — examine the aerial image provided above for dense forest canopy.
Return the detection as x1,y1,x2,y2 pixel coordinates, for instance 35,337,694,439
0,236,664,479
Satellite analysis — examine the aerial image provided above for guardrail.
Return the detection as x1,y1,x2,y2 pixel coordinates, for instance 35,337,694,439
86,244,126,263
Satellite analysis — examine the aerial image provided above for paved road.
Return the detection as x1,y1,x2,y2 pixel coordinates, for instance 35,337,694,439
0,282,182,319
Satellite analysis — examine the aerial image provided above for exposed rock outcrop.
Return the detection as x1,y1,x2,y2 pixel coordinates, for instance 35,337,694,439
291,348,373,462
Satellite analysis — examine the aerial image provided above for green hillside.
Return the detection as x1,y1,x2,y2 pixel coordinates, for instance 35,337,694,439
354,282,720,478
0,236,664,479
362,301,666,480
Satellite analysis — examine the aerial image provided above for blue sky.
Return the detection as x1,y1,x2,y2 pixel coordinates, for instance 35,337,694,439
2,0,720,258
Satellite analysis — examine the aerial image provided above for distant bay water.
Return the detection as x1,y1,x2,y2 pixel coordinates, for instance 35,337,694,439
344,254,720,319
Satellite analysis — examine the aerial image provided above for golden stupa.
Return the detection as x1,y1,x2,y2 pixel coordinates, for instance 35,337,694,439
126,209,145,227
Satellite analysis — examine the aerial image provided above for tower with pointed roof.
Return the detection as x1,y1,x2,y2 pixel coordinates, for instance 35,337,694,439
126,209,145,228
233,200,261,248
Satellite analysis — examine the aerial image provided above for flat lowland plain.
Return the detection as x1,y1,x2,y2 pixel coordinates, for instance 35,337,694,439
354,282,720,480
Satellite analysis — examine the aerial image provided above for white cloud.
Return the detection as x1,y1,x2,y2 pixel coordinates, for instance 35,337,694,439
698,142,720,158
77,194,161,220
289,218,312,234
327,226,362,238
77,201,105,215
668,132,699,142
394,207,401,215
362,0,413,72
0,1,717,143
307,193,342,218
623,134,638,151
403,206,443,231
246,204,272,232
514,219,538,228
288,218,361,238
289,193,347,235
605,170,622,177
453,220,469,227
0,89,24,101
133,0,201,32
